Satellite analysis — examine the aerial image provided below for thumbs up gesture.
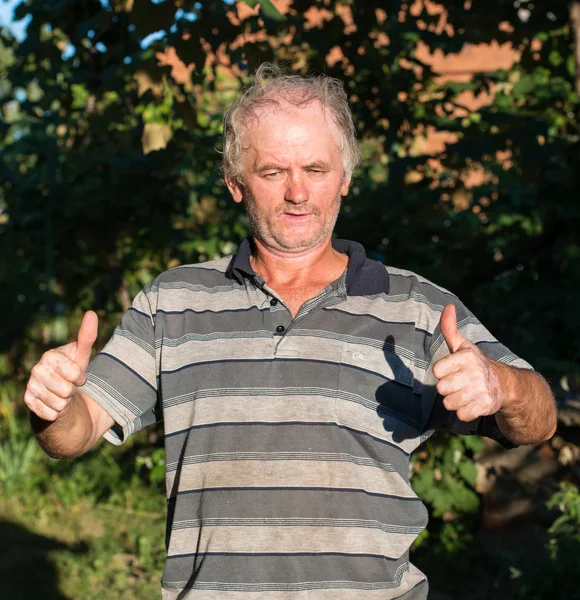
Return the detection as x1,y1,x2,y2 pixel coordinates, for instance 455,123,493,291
24,311,99,422
432,304,504,423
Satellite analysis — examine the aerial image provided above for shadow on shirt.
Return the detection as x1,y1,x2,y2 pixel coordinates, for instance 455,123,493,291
375,335,506,447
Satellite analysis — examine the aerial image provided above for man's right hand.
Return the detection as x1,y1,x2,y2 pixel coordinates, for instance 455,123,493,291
24,311,98,422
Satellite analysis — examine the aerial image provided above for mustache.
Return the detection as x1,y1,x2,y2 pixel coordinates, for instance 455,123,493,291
241,189,322,216
275,204,321,216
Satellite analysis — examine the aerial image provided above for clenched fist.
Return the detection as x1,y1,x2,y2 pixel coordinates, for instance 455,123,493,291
433,304,505,423
24,311,98,422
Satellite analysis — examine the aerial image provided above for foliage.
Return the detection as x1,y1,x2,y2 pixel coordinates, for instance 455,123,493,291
547,482,580,556
497,482,580,600
0,393,166,599
412,431,485,520
2,492,165,600
1,0,578,381
1,1,579,597
0,382,42,489
410,431,485,573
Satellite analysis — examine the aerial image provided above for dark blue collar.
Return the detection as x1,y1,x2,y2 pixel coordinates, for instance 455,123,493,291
227,237,390,296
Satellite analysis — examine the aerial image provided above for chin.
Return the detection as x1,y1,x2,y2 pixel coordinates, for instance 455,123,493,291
274,235,326,251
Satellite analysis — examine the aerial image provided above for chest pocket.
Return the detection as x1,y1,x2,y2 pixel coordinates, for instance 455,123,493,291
335,336,422,453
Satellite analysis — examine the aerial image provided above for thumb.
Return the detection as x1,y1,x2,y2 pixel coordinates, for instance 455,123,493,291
440,304,466,354
75,310,99,371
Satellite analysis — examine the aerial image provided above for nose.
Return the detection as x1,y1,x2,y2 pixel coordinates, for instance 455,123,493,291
284,173,309,204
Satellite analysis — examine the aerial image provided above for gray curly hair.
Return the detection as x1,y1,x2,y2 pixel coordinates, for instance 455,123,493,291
222,63,361,184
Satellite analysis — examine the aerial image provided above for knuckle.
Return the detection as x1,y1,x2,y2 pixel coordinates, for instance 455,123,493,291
53,398,68,412
40,406,57,422
41,350,55,363
28,381,42,399
23,391,34,409
63,382,76,398
457,409,469,422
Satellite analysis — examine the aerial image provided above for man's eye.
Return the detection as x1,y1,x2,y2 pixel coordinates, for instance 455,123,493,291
264,172,280,178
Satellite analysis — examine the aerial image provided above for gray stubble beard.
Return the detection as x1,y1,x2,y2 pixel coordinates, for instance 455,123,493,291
242,187,342,251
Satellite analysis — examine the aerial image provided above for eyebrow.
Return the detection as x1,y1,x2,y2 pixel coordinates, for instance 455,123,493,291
304,161,331,170
254,161,332,173
254,163,285,173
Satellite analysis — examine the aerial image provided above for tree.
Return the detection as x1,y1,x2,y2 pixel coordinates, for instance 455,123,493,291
1,2,578,591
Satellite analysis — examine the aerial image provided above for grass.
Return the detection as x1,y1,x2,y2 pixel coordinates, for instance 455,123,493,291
1,491,165,600
0,390,167,600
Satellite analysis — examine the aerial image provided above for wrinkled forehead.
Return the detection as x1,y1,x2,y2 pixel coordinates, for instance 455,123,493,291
239,98,343,154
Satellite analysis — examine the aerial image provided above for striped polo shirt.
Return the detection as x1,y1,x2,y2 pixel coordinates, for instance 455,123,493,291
81,238,531,599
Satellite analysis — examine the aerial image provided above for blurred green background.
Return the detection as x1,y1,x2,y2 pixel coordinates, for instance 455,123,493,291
1,1,580,598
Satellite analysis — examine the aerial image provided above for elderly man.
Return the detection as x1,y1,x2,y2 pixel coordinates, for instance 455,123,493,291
25,64,557,599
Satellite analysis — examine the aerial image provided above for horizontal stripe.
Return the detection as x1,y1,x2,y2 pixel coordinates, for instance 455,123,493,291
174,486,423,502
99,340,157,388
168,488,425,527
160,563,427,599
163,556,408,587
324,296,440,346
323,307,433,337
84,367,147,415
164,422,414,467
165,458,418,501
167,524,416,559
127,306,150,319
156,306,265,318
98,352,157,392
150,286,261,313
172,517,423,535
160,357,412,393
162,578,410,593
162,391,419,454
388,268,456,298
114,328,155,357
167,258,231,275
167,551,402,559
156,329,273,348
167,451,399,473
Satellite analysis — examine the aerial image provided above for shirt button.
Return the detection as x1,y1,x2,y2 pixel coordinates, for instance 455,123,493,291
270,298,278,306
276,325,285,334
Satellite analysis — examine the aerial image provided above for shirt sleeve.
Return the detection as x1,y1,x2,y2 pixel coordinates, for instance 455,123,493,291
78,283,160,445
422,297,533,449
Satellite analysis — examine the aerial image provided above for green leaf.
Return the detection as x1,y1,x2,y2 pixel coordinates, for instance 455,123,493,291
549,50,564,67
458,460,477,486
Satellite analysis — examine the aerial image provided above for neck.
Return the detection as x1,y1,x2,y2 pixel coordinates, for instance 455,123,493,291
250,237,348,288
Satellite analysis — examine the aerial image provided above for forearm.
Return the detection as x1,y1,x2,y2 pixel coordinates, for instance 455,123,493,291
495,365,557,445
30,392,96,459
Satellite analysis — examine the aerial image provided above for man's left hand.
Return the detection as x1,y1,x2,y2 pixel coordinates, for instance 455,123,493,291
433,304,504,423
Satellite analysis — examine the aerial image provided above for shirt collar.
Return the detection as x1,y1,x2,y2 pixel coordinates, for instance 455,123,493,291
227,237,389,296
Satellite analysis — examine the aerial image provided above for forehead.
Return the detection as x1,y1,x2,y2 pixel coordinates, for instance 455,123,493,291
241,100,343,166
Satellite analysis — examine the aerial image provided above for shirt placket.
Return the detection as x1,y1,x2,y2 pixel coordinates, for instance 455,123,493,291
251,274,348,356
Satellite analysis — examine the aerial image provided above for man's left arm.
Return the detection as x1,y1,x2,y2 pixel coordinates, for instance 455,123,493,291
433,304,558,446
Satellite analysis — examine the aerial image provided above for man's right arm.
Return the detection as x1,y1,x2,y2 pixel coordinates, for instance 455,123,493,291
30,391,114,459
24,311,114,459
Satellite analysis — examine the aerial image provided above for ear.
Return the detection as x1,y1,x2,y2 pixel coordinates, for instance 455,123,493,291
225,174,244,204
340,174,351,197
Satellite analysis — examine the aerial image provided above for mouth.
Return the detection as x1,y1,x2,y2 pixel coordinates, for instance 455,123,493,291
282,212,314,219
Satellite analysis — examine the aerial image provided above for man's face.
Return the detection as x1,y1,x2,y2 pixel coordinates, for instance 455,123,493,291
226,100,351,252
